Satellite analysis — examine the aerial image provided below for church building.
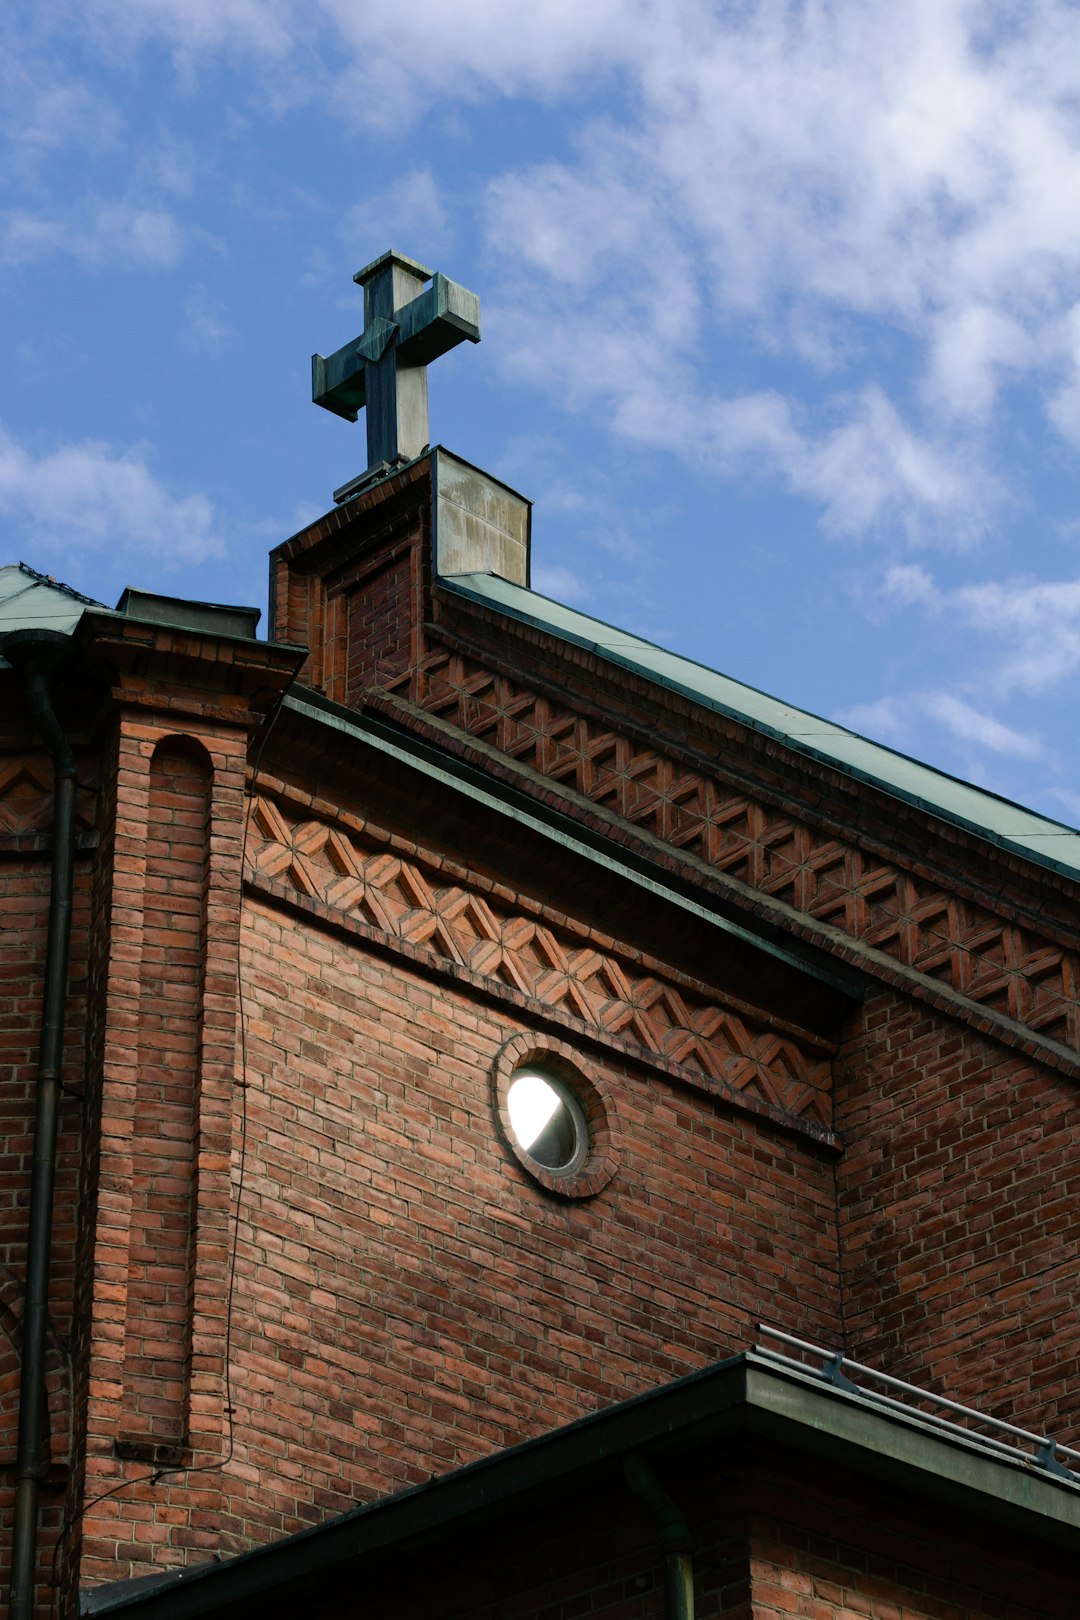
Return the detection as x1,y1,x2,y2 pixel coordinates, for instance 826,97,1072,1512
2,253,1079,1619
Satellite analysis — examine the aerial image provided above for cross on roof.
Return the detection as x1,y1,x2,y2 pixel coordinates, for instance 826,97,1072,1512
312,251,481,479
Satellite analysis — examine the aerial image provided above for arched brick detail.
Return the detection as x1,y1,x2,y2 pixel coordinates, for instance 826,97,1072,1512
120,734,212,1449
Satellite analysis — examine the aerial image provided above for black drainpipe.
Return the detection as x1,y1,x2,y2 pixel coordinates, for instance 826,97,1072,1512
624,1452,695,1620
5,629,78,1620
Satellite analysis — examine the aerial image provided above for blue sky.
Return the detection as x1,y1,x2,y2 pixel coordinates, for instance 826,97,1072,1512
6,2,1080,824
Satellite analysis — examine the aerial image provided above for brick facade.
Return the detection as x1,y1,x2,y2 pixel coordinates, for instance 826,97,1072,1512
1,455,1078,1616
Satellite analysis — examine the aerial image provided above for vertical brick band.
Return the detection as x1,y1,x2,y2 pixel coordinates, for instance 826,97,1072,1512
121,739,211,1446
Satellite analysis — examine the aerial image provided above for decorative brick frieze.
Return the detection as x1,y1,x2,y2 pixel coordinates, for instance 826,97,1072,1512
402,644,1080,1066
245,786,834,1134
0,751,97,838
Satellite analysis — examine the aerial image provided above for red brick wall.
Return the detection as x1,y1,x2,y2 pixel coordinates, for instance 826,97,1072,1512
216,890,840,1544
738,1449,1077,1620
343,541,421,704
268,462,429,703
837,988,1080,1443
73,716,248,1601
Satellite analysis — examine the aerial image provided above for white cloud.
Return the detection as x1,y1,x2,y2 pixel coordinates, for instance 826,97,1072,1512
494,286,988,541
0,427,223,565
926,305,1032,419
10,79,123,155
68,0,646,124
1048,304,1080,449
866,560,1080,711
80,0,297,62
882,563,940,610
0,202,183,270
343,170,451,265
21,1,1080,548
920,692,1041,759
474,1,1080,526
841,689,1041,762
953,575,1080,695
789,388,984,542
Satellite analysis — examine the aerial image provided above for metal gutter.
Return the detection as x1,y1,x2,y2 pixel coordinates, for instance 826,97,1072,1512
79,1350,1080,1618
281,687,863,1003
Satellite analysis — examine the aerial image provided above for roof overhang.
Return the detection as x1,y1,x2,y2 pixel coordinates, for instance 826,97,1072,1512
276,686,864,1036
81,1350,1080,1618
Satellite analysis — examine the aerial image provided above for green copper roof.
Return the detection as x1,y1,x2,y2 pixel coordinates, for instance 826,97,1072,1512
0,564,262,663
441,571,1080,885
0,564,104,655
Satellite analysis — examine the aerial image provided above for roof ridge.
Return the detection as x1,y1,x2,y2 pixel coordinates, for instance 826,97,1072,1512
16,561,105,608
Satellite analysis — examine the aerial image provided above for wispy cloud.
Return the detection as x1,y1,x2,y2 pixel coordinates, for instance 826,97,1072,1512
0,426,223,565
878,562,1080,698
530,564,591,605
182,285,232,348
842,690,1042,762
476,2,1080,537
343,170,451,265
30,4,1080,541
0,202,183,270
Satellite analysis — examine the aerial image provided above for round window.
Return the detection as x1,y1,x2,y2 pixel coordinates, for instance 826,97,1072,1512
491,1036,618,1199
506,1069,589,1174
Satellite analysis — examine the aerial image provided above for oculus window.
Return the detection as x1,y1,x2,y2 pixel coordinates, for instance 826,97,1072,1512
492,1036,618,1200
506,1069,589,1175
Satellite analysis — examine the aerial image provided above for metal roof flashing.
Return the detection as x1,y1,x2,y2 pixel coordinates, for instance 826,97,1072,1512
438,573,1080,885
1,566,270,667
115,589,261,641
77,1351,1080,1618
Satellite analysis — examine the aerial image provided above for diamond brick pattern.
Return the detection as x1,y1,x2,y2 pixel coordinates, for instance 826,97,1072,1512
247,795,832,1127
411,647,1080,1053
0,755,95,836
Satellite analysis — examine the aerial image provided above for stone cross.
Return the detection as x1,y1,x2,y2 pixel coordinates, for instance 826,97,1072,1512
312,251,481,477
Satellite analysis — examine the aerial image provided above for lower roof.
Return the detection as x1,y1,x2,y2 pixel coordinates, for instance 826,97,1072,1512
82,1348,1080,1619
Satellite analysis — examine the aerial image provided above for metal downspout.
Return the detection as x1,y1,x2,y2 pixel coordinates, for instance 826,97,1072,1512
624,1453,695,1620
5,630,77,1620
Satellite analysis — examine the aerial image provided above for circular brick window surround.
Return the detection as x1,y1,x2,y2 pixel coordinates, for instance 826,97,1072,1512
492,1034,618,1199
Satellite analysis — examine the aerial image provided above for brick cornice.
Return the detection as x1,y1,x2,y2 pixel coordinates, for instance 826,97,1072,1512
75,611,305,719
363,639,1080,1081
426,599,1080,929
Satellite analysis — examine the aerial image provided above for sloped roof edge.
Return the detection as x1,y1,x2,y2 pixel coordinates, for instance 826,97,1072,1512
282,685,860,1011
441,572,1080,885
0,563,108,659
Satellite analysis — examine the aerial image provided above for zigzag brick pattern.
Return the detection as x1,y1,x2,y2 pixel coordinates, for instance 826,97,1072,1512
247,795,831,1127
408,649,1080,1052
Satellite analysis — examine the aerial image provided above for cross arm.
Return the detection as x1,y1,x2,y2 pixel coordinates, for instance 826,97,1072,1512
395,273,481,366
312,317,397,421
